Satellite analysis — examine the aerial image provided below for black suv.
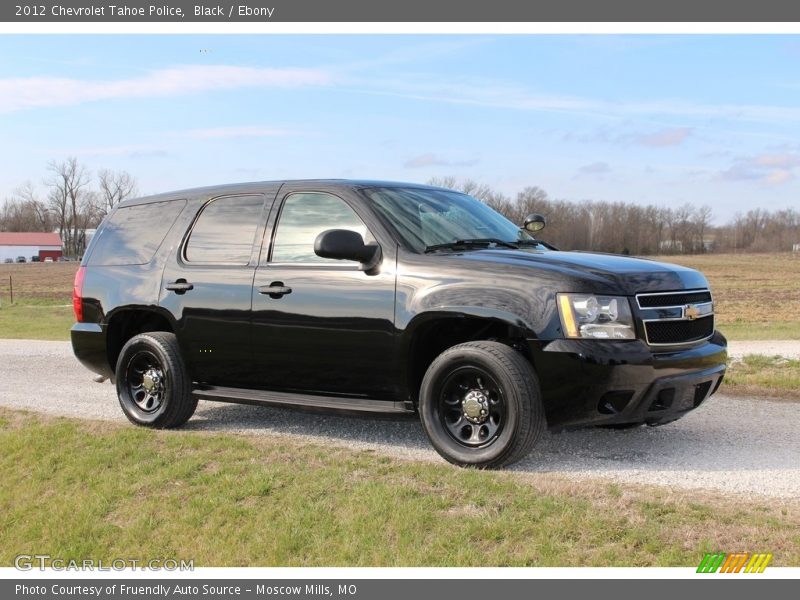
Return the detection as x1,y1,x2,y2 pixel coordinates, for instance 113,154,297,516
72,180,726,467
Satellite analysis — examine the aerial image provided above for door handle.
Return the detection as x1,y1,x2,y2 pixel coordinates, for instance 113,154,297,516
166,280,194,294
258,282,292,299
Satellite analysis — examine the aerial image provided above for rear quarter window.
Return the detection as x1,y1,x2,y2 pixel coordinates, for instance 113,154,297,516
87,200,186,266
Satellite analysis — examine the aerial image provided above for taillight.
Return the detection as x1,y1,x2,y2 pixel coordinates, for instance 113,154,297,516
73,266,86,322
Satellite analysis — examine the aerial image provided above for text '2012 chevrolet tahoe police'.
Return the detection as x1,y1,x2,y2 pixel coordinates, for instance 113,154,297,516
71,180,727,467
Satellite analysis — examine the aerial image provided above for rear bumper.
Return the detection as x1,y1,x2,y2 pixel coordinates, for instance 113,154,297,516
71,322,113,378
530,330,727,429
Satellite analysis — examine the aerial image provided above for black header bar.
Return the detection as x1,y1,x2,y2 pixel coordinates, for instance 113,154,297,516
3,0,800,23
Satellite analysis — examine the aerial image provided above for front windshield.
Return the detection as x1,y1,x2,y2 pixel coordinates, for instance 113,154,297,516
362,187,542,253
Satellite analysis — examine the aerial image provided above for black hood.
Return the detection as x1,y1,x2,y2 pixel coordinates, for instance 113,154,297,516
450,249,709,295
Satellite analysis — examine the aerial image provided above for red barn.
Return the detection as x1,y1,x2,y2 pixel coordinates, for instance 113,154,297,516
0,232,63,262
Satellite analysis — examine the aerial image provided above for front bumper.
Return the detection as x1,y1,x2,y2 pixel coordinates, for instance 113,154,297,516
529,330,727,429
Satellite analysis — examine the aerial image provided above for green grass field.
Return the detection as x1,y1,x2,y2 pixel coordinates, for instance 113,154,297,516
717,322,800,341
725,355,800,400
0,304,73,340
0,262,76,340
1,409,798,567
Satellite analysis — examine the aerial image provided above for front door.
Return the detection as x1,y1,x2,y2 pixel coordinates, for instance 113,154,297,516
250,188,396,398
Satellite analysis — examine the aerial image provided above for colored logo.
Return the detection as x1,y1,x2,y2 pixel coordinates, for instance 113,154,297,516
697,552,772,573
684,304,701,320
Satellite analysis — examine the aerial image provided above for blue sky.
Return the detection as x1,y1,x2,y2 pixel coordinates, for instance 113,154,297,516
1,35,799,223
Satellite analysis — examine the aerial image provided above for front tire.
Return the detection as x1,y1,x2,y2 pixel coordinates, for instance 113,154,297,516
115,332,197,428
418,341,545,468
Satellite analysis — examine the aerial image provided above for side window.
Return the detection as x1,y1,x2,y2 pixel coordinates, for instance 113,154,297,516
270,193,369,264
184,195,264,264
87,200,186,266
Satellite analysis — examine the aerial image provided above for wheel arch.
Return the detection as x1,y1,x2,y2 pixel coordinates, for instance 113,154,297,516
401,308,537,407
106,307,177,378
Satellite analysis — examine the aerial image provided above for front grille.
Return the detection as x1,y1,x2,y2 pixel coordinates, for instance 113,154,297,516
645,315,715,345
636,288,715,346
637,290,712,308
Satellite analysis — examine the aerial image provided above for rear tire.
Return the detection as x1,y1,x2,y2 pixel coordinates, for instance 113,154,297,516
115,332,197,428
418,341,545,468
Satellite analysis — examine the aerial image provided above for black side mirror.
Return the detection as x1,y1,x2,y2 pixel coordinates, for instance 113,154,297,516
523,213,546,233
314,229,380,267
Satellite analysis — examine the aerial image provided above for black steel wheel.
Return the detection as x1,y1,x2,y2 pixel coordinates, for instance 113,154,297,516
124,350,166,414
419,341,545,468
438,366,506,448
115,332,197,428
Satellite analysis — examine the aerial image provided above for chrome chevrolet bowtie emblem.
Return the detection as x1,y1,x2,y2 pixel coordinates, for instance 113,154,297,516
684,304,701,320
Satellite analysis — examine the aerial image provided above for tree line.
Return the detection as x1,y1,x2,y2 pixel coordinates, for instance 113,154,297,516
0,157,137,257
1,164,796,256
429,177,800,254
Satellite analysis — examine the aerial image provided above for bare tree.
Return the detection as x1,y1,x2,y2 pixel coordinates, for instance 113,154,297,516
98,169,137,217
693,205,713,252
45,157,91,257
16,182,52,231
0,182,53,232
306,171,800,253
427,176,500,203
0,199,31,231
427,176,458,190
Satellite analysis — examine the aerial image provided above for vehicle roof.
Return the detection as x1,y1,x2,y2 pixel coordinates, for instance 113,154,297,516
118,179,450,208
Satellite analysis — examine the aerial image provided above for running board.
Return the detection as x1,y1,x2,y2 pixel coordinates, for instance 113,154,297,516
192,385,412,415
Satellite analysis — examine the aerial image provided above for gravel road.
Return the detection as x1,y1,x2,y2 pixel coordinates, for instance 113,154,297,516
727,339,800,359
1,339,798,499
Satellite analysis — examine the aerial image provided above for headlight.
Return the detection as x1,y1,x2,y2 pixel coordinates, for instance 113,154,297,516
557,293,636,340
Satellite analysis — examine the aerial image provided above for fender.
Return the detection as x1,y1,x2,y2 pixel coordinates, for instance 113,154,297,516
395,251,564,341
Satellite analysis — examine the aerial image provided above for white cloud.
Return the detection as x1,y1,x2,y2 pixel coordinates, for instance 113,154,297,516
562,126,693,148
765,169,793,185
634,127,693,147
404,153,479,169
353,76,800,125
721,152,800,185
361,78,597,117
577,161,612,176
64,143,168,158
182,126,297,139
754,153,800,169
0,65,333,114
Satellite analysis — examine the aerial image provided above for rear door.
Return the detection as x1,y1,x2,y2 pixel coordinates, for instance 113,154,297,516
250,186,397,398
159,187,278,385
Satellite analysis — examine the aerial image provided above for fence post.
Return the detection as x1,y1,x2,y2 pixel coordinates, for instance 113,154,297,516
9,275,12,304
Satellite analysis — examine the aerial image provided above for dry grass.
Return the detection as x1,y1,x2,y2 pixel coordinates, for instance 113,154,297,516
652,253,800,335
0,262,78,305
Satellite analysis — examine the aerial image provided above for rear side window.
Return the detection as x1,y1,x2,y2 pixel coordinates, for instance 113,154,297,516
184,195,265,264
88,200,186,266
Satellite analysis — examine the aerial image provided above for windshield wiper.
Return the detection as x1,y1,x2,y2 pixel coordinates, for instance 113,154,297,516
515,239,556,250
424,238,520,253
